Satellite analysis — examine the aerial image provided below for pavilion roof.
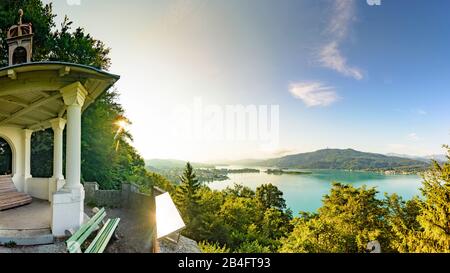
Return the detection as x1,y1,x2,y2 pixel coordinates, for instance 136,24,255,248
0,62,120,131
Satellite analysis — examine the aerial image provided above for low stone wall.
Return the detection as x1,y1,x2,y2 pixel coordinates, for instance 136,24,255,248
26,178,50,201
84,182,154,208
84,183,121,208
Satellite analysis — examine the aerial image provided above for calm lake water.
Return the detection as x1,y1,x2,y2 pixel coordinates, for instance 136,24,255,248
207,166,423,215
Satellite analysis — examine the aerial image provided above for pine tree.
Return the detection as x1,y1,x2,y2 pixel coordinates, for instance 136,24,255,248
413,146,450,252
174,162,203,240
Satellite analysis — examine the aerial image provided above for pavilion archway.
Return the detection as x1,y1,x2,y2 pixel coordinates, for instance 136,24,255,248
0,136,13,175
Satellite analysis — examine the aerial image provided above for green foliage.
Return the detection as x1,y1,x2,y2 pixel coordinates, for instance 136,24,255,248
134,171,175,195
261,208,292,240
174,163,205,240
384,194,422,252
81,89,137,189
256,183,287,211
49,16,110,69
280,183,392,253
236,240,271,253
30,129,53,177
0,137,13,175
198,241,230,253
319,183,391,252
412,146,450,252
279,216,348,253
223,184,255,198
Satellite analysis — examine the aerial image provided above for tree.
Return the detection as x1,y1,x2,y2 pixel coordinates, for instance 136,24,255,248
223,184,255,198
174,162,204,240
260,208,292,240
384,193,422,252
49,16,110,69
279,216,348,253
81,89,143,189
411,146,450,252
320,183,392,252
280,183,392,253
256,183,287,211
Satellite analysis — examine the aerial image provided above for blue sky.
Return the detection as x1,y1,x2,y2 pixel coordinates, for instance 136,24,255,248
45,0,450,161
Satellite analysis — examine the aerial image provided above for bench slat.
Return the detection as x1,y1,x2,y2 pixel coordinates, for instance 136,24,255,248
85,218,120,253
66,208,106,253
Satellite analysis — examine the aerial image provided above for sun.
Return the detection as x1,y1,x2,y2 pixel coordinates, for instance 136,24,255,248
115,119,128,131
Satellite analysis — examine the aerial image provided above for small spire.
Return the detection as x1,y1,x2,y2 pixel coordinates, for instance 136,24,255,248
18,9,23,25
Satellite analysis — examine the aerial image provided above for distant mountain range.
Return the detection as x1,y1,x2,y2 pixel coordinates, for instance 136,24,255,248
147,149,445,172
386,153,447,163
216,149,432,171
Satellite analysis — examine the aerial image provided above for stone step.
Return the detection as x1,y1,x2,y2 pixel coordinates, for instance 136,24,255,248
0,228,54,246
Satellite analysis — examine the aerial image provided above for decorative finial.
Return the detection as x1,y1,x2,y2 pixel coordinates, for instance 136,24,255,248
18,9,23,25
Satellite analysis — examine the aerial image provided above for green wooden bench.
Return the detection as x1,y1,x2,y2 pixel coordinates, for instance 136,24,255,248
66,207,120,253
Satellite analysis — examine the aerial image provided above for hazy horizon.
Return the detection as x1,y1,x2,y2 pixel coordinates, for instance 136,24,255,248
145,147,448,163
45,0,450,162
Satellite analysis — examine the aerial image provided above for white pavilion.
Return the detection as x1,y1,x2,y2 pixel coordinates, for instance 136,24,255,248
0,10,119,242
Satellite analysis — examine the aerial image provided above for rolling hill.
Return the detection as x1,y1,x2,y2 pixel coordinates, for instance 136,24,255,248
235,149,430,171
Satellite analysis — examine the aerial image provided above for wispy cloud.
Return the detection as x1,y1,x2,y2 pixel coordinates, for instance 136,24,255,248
417,109,427,115
319,0,363,80
320,41,363,80
289,82,339,107
407,133,421,141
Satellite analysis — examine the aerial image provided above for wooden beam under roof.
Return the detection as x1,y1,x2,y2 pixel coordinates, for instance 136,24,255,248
0,110,10,117
0,93,61,126
0,96,58,117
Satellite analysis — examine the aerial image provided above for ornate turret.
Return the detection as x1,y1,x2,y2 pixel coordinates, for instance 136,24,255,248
7,9,33,65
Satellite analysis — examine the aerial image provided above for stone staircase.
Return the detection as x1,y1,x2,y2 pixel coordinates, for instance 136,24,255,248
0,228,54,246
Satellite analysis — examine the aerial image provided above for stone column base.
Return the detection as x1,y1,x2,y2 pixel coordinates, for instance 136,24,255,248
51,187,85,237
48,178,66,203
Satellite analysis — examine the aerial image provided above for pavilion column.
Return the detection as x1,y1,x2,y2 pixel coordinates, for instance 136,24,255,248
62,83,87,190
22,129,33,193
52,82,88,237
49,118,66,202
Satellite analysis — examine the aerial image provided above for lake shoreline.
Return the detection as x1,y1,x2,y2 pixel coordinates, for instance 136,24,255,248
207,168,423,214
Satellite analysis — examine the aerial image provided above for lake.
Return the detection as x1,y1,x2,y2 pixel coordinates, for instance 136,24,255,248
207,167,423,215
